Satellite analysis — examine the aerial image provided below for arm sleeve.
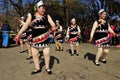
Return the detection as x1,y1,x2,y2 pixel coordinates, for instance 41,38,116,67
90,21,98,38
18,13,32,35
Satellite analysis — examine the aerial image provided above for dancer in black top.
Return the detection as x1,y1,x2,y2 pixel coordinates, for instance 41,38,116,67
66,18,81,56
15,0,56,75
17,17,26,52
16,17,32,59
88,9,118,66
54,20,63,51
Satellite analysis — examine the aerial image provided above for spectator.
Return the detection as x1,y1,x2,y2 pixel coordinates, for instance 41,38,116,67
1,20,11,48
109,20,116,45
82,26,90,43
115,23,120,47
0,23,2,47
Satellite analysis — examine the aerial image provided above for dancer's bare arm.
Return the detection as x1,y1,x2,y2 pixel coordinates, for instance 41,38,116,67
48,15,56,30
14,13,32,41
18,13,32,35
88,21,98,42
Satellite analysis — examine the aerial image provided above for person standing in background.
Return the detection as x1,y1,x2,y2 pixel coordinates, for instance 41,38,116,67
16,16,33,60
115,23,120,47
109,19,116,46
82,26,90,43
0,23,2,47
1,20,11,48
18,17,26,53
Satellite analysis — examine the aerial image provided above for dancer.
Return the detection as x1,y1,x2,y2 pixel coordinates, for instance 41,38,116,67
88,9,118,66
14,0,55,75
16,17,32,59
18,17,25,53
54,20,63,51
66,18,81,56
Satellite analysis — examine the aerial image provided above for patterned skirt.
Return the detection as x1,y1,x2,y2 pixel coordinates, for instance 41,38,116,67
93,32,111,47
30,31,50,48
68,34,79,44
20,31,32,42
54,33,63,42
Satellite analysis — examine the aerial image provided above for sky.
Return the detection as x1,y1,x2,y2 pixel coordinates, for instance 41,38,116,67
0,0,119,18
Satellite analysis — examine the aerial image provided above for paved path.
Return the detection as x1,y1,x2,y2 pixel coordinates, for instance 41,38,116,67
0,43,120,80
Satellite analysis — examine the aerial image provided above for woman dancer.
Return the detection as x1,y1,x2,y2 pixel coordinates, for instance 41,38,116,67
54,20,63,51
66,18,81,56
17,17,32,59
14,0,55,75
88,9,118,66
18,17,25,53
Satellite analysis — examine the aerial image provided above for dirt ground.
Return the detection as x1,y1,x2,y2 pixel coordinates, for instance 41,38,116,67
0,43,120,80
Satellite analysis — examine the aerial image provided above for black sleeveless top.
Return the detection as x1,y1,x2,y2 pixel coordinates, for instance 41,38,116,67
67,25,80,43
31,13,50,38
96,21,108,31
94,21,109,39
30,13,51,47
69,25,79,33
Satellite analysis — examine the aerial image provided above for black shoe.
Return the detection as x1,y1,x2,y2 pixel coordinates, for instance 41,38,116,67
76,53,79,56
94,62,100,66
4,46,8,48
99,59,107,64
31,69,41,75
26,56,33,60
20,51,25,53
59,49,63,51
70,53,74,56
84,54,87,59
55,48,59,51
45,69,52,75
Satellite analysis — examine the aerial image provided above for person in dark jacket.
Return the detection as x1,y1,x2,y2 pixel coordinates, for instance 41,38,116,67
0,23,2,47
1,20,11,47
115,23,120,47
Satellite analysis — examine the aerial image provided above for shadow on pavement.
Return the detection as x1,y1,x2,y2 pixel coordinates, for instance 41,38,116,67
39,51,60,71
49,56,60,69
66,49,71,55
66,49,78,55
9,44,19,48
84,52,95,62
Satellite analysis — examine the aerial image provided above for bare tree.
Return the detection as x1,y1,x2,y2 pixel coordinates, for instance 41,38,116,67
9,0,40,17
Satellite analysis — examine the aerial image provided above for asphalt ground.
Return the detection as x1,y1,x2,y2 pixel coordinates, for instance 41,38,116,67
0,43,120,80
